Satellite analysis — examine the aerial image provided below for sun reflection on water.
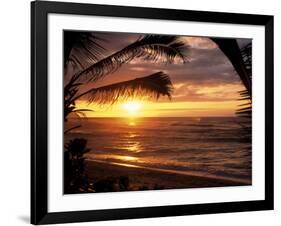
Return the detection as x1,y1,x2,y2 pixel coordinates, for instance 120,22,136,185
127,142,140,152
128,132,137,138
118,155,138,161
93,154,139,162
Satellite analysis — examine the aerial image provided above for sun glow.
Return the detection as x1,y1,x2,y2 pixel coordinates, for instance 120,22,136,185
76,99,241,118
122,101,142,116
128,121,136,126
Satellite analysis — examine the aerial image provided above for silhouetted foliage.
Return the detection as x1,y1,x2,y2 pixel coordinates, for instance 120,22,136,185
211,38,252,97
93,176,130,193
211,39,252,146
63,32,188,123
63,32,189,193
64,31,106,69
236,43,252,144
74,72,173,105
64,138,92,193
64,139,139,193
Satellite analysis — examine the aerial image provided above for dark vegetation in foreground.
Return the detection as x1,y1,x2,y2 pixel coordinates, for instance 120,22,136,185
64,138,165,193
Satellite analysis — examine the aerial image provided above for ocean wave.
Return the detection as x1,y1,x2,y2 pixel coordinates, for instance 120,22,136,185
66,117,252,182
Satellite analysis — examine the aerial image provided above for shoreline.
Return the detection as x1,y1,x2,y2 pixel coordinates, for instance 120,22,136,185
84,159,250,192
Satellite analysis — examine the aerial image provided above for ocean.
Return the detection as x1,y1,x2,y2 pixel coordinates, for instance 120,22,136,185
65,117,252,184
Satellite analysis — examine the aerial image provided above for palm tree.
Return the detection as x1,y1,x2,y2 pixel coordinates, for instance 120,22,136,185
63,32,188,193
210,38,252,115
236,43,252,118
211,38,252,143
63,31,188,125
210,38,252,97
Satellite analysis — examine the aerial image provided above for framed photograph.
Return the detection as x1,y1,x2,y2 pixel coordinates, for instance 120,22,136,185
31,0,274,224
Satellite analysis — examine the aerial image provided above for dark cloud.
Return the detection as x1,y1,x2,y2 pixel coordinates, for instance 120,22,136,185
92,45,239,86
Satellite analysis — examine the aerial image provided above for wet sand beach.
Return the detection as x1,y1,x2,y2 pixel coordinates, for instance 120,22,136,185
85,160,250,192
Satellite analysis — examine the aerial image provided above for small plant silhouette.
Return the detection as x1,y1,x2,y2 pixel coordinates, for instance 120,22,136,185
64,138,92,193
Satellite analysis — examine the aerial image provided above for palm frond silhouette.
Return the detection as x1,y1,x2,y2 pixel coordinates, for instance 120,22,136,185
211,38,252,144
64,32,188,123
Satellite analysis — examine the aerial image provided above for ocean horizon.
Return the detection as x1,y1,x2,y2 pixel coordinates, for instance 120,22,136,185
65,116,252,184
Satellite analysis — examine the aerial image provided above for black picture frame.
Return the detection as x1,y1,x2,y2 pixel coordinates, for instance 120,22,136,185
31,0,274,224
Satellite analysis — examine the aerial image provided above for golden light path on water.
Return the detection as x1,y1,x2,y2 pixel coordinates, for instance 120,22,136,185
126,117,141,153
93,154,141,163
84,115,251,185
87,103,214,170
91,115,144,164
127,142,140,152
128,121,136,126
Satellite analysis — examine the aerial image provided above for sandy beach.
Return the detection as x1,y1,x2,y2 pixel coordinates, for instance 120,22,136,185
84,160,250,192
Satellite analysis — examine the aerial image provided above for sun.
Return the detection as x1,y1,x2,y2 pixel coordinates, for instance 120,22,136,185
122,101,142,116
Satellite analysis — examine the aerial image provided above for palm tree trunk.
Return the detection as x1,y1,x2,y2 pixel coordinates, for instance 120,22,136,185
211,38,252,97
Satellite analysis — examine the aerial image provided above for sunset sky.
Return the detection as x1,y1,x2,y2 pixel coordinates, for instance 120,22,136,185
67,32,251,118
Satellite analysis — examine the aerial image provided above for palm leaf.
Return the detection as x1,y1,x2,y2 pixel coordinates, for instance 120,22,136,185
70,35,188,84
236,88,252,117
212,38,252,130
64,125,81,134
236,88,251,145
235,43,252,119
64,31,107,68
73,72,173,105
240,43,252,78
210,38,252,97
234,43,252,144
